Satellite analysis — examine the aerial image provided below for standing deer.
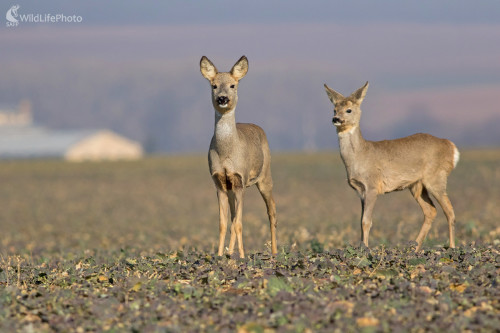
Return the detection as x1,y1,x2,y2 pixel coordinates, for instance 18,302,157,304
324,81,459,250
200,55,277,258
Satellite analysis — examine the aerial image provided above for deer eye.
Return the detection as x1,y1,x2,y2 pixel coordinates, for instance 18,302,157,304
346,109,352,113
212,85,217,89
230,84,235,88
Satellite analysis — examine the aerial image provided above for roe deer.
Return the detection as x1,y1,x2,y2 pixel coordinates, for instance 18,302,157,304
324,81,459,250
200,55,277,258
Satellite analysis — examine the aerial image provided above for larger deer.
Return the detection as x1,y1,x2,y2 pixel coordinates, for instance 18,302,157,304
324,82,459,250
200,56,277,258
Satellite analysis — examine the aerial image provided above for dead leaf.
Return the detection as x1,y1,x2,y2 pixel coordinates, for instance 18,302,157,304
418,286,434,294
449,283,467,293
130,282,142,292
410,264,426,279
464,306,479,317
326,301,354,316
356,317,380,327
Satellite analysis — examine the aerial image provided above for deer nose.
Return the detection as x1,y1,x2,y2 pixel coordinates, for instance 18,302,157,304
217,96,229,105
332,117,341,124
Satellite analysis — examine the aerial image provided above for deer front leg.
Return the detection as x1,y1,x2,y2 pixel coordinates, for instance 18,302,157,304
360,190,378,248
226,173,245,258
228,191,237,255
216,189,229,256
227,189,244,258
233,189,245,258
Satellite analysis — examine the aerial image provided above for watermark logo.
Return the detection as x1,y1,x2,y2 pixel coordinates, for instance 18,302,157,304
6,4,19,27
6,4,83,27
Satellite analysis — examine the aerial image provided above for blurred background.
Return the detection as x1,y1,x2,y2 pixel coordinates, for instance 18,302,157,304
1,0,499,154
1,1,499,257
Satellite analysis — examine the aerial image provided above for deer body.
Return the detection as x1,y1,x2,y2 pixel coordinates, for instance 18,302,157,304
201,56,277,258
325,82,458,250
210,112,266,189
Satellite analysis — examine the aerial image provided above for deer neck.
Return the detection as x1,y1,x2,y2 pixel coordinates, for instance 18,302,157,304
337,126,367,169
214,109,239,156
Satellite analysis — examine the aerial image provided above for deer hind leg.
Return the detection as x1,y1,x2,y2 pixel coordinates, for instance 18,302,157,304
257,179,278,255
425,176,456,248
440,194,456,248
410,182,437,251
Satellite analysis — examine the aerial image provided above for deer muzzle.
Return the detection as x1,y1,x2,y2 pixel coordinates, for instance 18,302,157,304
217,96,230,107
332,117,343,126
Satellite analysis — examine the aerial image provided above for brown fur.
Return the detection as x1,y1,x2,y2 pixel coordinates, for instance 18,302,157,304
200,56,277,258
324,81,459,250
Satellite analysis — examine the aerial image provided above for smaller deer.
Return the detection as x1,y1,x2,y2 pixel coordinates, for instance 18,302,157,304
200,56,277,258
324,81,459,250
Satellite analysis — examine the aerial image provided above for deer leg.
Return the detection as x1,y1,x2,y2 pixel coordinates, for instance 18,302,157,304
226,174,245,258
233,189,245,258
216,190,229,256
410,183,437,250
257,180,278,255
431,191,456,248
442,195,456,249
360,190,378,248
426,177,456,249
227,191,237,255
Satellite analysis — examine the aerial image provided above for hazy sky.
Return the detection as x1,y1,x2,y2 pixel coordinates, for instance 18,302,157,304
2,1,500,151
8,1,500,25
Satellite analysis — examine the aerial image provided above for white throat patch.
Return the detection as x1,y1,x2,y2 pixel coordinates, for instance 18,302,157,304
215,109,236,138
338,126,357,137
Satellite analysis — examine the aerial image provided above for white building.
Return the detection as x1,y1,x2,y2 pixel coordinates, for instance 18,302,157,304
0,102,143,161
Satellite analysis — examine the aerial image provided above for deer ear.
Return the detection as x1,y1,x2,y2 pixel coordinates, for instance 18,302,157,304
230,56,248,80
200,56,218,81
352,81,369,104
324,84,344,105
